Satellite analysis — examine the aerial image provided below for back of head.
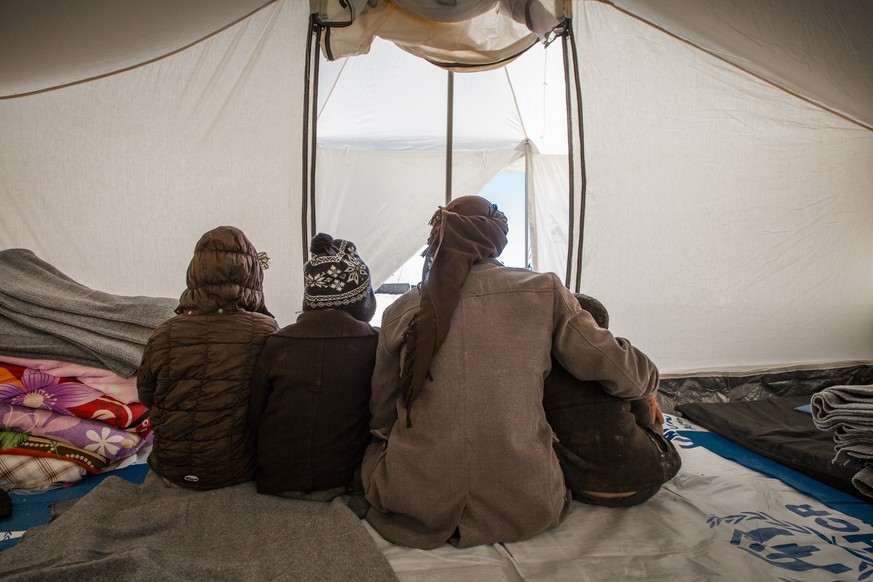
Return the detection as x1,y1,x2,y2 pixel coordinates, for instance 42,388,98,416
303,233,376,323
422,195,509,276
176,226,272,316
575,293,609,329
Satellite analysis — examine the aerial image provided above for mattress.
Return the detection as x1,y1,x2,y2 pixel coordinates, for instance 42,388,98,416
676,396,865,498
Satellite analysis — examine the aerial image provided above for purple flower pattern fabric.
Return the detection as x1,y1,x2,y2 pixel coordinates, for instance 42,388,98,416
0,368,101,414
0,404,144,461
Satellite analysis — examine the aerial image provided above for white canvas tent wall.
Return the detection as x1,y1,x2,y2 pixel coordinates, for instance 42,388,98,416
1,0,871,376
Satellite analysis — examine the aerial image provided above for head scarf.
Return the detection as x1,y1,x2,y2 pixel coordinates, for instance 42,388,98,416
400,196,508,426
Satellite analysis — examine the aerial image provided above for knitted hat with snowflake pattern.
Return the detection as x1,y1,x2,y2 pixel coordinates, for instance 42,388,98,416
302,233,376,322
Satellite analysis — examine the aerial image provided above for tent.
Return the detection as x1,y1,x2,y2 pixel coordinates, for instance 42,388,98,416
1,0,872,376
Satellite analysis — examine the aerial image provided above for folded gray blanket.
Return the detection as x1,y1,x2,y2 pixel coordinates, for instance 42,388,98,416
811,385,873,453
852,465,873,498
835,443,873,463
810,384,873,499
834,425,873,448
0,475,399,582
0,248,177,376
811,384,873,430
816,412,873,432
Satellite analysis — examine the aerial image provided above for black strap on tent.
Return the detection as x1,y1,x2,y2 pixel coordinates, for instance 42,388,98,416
568,23,587,293
308,28,320,247
560,19,587,293
561,29,575,288
301,14,320,266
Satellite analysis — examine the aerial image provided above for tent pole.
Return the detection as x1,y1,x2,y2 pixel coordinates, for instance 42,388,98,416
445,70,454,205
524,140,531,270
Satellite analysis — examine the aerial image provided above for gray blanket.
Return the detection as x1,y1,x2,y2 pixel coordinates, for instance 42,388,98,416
0,248,177,376
811,384,873,429
811,384,873,498
0,476,398,582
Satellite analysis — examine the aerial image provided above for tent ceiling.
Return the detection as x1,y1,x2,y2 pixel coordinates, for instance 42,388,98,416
0,0,275,98
610,0,873,130
4,0,870,130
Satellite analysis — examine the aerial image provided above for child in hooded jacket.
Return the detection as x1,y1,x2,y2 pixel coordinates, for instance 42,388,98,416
137,226,279,490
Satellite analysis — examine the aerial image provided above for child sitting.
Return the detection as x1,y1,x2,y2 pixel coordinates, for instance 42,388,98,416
137,226,279,490
249,233,378,513
543,294,681,506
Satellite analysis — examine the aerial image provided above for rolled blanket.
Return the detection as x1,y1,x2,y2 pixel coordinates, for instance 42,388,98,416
0,318,120,372
814,412,873,432
810,384,873,431
835,443,873,464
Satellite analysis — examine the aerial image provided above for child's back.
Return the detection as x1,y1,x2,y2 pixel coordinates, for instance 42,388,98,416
249,233,378,501
137,226,278,490
543,294,680,505
249,310,377,495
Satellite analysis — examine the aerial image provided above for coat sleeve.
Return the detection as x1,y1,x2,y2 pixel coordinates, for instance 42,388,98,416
136,334,159,409
550,278,659,400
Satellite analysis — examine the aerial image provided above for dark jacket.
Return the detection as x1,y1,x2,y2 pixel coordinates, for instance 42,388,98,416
137,226,278,490
249,309,378,495
543,294,680,498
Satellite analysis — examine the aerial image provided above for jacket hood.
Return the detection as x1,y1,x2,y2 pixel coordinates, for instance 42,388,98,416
176,226,272,316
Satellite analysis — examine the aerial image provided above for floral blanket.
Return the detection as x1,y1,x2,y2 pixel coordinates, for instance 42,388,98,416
0,364,150,438
0,431,107,473
0,356,139,404
0,363,151,491
0,405,145,462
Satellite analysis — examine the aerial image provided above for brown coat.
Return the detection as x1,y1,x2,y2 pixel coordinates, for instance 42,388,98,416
137,226,278,490
248,309,378,495
364,260,659,548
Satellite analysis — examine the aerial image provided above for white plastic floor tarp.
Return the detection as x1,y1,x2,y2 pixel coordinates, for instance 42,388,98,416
369,415,873,582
